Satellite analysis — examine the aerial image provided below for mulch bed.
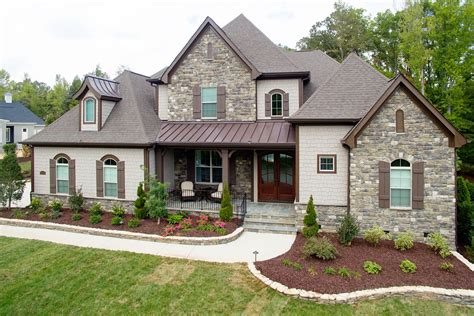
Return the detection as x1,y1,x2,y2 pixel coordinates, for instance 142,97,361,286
0,208,241,238
256,233,474,294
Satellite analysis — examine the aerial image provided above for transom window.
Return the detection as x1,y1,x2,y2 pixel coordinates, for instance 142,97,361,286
195,150,222,183
84,98,96,123
271,93,283,116
318,155,336,173
104,159,118,197
56,157,69,194
201,87,217,118
390,159,411,208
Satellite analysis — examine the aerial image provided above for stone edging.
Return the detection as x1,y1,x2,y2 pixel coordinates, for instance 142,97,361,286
452,251,474,271
0,218,243,245
247,262,474,306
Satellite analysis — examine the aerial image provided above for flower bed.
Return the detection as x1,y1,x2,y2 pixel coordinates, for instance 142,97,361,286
0,208,241,238
255,233,474,294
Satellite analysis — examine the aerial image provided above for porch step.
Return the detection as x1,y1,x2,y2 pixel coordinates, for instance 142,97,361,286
243,223,297,234
243,216,296,226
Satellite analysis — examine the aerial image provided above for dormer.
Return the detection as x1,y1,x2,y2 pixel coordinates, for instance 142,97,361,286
73,75,122,131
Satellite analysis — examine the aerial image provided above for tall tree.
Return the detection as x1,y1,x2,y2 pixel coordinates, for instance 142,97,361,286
0,144,25,211
89,64,109,79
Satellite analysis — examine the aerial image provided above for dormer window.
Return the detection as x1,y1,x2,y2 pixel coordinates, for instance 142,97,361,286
271,93,283,116
83,98,96,123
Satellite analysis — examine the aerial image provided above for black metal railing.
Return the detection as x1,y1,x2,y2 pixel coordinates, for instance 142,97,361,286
165,188,247,217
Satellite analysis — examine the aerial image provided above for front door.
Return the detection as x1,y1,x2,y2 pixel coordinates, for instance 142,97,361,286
258,151,295,202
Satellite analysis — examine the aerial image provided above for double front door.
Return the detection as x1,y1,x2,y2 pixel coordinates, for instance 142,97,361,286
258,151,295,202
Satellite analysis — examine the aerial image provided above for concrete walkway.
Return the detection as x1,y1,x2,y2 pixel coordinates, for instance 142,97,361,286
0,225,295,263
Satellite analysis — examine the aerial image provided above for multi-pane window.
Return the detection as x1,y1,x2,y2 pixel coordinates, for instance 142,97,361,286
271,93,283,116
56,157,69,194
104,159,118,197
318,155,336,173
390,159,411,208
196,150,222,183
84,98,96,123
201,87,217,118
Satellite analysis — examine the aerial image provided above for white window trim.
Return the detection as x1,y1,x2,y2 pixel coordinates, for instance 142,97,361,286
195,150,222,184
390,163,412,210
201,87,217,119
271,92,283,117
56,158,69,195
103,160,118,198
318,155,336,173
5,128,11,143
83,97,96,123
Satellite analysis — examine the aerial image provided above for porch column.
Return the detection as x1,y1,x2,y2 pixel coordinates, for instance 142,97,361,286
221,149,229,185
155,147,164,182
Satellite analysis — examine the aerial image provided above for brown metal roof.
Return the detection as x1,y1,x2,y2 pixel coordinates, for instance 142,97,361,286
157,121,295,148
72,75,122,101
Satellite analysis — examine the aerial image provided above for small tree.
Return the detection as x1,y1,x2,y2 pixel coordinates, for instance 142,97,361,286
145,179,167,224
68,188,84,213
0,144,25,211
219,182,233,221
134,182,148,219
302,195,319,238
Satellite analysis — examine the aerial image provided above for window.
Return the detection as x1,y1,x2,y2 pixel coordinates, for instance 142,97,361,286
5,127,12,143
201,87,217,118
56,157,69,194
396,109,404,133
195,150,222,183
104,159,118,197
390,159,411,208
271,93,283,116
317,155,336,173
84,98,96,123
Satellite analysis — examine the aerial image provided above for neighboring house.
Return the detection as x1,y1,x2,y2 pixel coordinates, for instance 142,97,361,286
0,92,45,153
24,14,467,247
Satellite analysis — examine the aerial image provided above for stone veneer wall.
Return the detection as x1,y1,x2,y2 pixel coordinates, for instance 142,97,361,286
350,87,456,247
167,26,256,121
232,151,253,199
295,204,347,232
174,149,187,188
32,193,135,213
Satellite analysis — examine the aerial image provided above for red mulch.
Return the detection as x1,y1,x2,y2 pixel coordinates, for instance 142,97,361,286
255,233,474,294
0,208,241,238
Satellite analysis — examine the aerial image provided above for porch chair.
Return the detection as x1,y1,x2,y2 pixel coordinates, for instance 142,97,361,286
180,181,196,201
210,183,224,202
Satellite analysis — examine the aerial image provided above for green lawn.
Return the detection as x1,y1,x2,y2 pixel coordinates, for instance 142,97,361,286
0,237,471,315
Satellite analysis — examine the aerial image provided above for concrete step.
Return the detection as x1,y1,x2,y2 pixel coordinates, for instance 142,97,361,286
245,213,296,220
243,223,297,235
244,216,296,226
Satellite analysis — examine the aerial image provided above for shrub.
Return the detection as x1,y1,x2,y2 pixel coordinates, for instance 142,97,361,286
337,213,360,246
427,232,451,258
68,189,84,213
50,209,61,219
399,259,417,273
338,267,351,278
213,220,227,235
89,214,102,224
89,202,103,216
303,236,338,260
128,217,140,228
38,211,49,220
167,214,183,225
219,183,233,221
112,203,125,218
363,261,382,274
111,216,123,226
71,213,82,221
177,210,190,218
439,261,454,272
163,225,176,237
456,177,473,246
134,182,148,219
12,209,26,219
364,225,391,246
30,198,43,213
180,217,193,230
145,179,167,224
281,259,302,271
49,199,63,213
394,232,414,251
302,195,319,238
324,266,336,275
196,223,214,231
282,258,292,266
197,215,209,226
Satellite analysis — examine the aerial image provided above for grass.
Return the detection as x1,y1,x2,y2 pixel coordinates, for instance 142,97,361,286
19,160,31,178
0,237,472,315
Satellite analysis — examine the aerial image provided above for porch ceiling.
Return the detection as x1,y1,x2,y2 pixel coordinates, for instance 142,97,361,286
156,121,295,148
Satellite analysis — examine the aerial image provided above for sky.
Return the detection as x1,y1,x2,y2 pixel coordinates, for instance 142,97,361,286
0,0,401,86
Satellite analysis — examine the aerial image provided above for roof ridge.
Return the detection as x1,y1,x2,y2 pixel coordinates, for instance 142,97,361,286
347,52,388,82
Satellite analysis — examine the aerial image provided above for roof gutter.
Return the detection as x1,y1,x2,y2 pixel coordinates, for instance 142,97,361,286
286,118,359,125
257,71,310,80
21,141,154,148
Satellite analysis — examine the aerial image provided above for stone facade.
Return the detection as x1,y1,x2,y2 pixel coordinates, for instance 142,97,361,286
167,26,256,121
232,151,253,198
350,87,456,247
295,203,347,232
32,193,135,213
174,149,188,188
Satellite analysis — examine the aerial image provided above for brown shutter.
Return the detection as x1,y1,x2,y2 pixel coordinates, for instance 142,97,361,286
412,161,424,209
265,93,271,117
396,110,404,133
379,161,390,208
118,161,125,199
96,160,103,197
283,93,289,116
68,159,76,195
217,86,226,119
193,85,201,119
49,159,56,194
186,150,195,182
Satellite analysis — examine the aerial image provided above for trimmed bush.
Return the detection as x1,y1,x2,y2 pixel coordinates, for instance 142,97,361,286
337,213,360,246
302,225,319,238
439,261,454,272
324,266,336,275
134,182,148,219
167,214,183,225
303,236,338,260
49,199,63,213
427,232,451,258
219,183,233,221
30,198,43,213
128,217,140,228
89,214,102,224
68,189,84,213
71,213,82,221
89,202,103,216
38,211,49,220
394,232,414,251
112,203,125,218
111,216,123,226
302,195,319,238
364,225,391,246
363,260,382,274
400,259,417,273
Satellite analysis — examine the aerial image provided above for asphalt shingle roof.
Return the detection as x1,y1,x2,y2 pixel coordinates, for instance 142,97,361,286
0,101,45,125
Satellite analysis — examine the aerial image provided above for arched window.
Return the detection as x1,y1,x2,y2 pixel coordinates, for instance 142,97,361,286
104,158,118,197
390,159,411,208
271,93,283,116
396,109,404,133
56,157,69,194
84,98,96,123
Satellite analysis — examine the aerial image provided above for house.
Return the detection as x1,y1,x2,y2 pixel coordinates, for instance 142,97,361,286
23,14,467,247
0,92,45,153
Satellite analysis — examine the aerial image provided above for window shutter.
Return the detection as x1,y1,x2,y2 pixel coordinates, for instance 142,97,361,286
69,159,76,195
217,86,226,119
96,160,103,197
49,159,56,194
412,161,424,209
378,161,390,208
193,85,201,119
265,93,271,117
118,161,125,199
186,150,195,181
283,93,289,116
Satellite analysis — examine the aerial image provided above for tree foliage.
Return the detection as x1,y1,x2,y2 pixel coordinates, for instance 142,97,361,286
0,144,25,211
145,179,167,224
219,182,233,221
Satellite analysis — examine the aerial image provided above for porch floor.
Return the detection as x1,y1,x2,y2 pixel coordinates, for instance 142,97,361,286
246,202,295,217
